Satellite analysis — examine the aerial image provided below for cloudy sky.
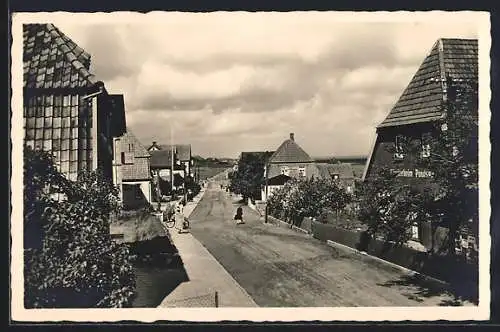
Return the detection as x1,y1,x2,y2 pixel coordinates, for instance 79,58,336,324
51,13,479,158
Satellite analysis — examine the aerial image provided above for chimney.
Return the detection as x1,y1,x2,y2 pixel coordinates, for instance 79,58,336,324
289,133,295,141
152,141,157,146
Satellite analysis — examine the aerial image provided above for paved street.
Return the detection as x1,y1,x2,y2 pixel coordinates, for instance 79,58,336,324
186,173,470,307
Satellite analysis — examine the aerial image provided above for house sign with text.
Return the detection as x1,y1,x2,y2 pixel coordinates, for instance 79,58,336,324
390,169,434,178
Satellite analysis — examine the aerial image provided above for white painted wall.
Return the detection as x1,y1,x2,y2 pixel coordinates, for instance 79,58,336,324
261,185,283,202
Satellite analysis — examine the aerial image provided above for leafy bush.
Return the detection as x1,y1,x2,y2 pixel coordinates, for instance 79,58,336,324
267,177,352,226
356,167,432,247
23,145,136,308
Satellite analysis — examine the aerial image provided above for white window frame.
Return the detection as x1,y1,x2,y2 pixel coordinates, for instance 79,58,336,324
298,167,306,177
394,135,405,160
421,132,431,158
411,223,420,241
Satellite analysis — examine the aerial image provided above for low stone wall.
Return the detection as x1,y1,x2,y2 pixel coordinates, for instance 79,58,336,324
311,221,478,288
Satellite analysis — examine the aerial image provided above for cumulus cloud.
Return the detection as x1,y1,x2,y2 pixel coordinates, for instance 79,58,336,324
53,13,480,157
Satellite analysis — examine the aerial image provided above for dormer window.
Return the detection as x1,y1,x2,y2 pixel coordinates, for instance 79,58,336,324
394,135,404,160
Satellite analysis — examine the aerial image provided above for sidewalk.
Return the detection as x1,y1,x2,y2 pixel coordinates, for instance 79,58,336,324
159,182,258,308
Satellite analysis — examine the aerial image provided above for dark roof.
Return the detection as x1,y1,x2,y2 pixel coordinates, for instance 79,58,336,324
147,143,192,161
267,174,292,186
150,150,174,169
160,144,192,161
23,24,98,89
268,137,314,164
147,142,161,151
315,163,355,179
378,38,478,128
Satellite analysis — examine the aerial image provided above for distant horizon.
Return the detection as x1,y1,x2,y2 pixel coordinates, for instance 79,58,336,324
191,153,368,160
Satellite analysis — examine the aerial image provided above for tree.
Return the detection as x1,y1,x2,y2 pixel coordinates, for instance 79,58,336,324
229,153,269,201
24,145,136,308
356,167,432,247
416,74,479,258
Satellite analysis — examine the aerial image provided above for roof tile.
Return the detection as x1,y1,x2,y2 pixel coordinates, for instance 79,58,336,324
268,136,314,164
315,163,355,180
118,130,151,181
378,38,478,128
23,24,96,89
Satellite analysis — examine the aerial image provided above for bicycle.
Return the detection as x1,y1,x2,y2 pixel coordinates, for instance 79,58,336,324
164,213,176,228
163,211,190,233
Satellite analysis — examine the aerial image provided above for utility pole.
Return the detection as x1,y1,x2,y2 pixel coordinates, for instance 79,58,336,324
156,170,161,211
264,162,269,223
170,125,175,197
183,162,188,204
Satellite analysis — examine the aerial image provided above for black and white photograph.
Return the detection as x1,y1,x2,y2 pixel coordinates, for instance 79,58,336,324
10,11,491,322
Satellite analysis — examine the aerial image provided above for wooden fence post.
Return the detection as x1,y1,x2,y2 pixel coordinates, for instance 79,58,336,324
215,291,219,307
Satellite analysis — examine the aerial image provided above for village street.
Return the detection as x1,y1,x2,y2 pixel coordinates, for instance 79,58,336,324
185,173,468,307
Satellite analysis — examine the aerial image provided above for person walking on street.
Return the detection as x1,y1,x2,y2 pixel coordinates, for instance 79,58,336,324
234,205,244,225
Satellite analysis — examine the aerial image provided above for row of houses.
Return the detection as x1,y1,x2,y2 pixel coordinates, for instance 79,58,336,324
236,132,357,202
23,24,195,210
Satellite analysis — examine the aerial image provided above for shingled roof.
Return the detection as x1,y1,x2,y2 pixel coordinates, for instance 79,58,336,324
378,38,478,128
114,130,151,181
121,130,150,158
315,163,355,180
23,24,98,89
268,133,314,164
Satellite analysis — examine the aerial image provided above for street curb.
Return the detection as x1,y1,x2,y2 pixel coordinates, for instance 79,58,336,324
325,239,450,288
266,216,311,235
292,225,310,234
184,189,207,219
